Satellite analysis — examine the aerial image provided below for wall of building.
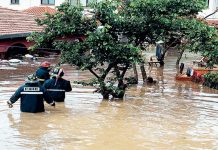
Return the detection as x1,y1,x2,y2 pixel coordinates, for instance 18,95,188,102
0,0,101,10
199,0,218,19
0,0,66,10
0,38,33,59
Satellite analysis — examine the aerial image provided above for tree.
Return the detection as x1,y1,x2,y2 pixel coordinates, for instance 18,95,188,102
94,0,208,80
28,0,218,99
28,3,142,99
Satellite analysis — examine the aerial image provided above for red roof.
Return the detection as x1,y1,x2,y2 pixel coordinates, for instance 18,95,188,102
206,20,218,28
23,6,57,18
0,6,43,37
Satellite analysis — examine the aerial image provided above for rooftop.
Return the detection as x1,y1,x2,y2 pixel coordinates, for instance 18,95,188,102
23,6,57,18
206,20,218,28
0,6,43,38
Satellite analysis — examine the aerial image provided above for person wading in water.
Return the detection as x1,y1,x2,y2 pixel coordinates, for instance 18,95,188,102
36,61,51,85
7,74,55,113
43,67,72,102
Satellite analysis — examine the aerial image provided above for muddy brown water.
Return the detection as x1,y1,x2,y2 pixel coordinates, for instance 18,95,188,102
0,54,218,150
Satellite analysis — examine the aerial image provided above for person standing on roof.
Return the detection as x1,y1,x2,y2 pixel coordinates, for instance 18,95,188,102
36,61,51,85
7,74,55,113
43,67,72,102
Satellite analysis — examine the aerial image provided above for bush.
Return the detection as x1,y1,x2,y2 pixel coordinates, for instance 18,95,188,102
203,72,218,90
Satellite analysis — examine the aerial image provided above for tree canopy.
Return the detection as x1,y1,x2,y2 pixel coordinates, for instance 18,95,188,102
28,0,218,99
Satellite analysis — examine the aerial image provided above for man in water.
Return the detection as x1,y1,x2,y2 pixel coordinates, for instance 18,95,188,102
7,74,55,113
43,67,72,102
156,42,164,66
36,61,51,85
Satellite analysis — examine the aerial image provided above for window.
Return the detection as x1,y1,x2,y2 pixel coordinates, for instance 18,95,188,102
69,0,97,6
86,0,96,6
69,0,80,6
11,0,19,4
41,0,55,5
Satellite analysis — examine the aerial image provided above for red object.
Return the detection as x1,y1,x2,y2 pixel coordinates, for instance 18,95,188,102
175,75,192,81
41,61,50,68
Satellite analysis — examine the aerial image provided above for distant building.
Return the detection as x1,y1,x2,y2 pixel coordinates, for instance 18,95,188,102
199,0,218,19
198,0,218,27
0,0,65,10
0,0,100,10
0,6,85,59
0,7,43,59
23,6,57,18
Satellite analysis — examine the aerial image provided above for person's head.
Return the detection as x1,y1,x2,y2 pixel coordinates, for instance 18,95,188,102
40,61,51,68
25,74,38,84
51,67,64,78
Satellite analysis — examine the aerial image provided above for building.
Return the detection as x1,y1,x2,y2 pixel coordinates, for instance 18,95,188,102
0,0,99,10
23,6,57,18
199,0,218,19
0,6,44,59
0,6,85,59
198,0,218,27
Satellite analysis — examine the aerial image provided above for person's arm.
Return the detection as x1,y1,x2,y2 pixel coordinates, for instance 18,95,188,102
43,80,49,88
7,86,23,108
42,87,55,106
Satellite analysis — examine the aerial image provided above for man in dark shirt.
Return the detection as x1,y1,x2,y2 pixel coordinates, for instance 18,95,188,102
43,67,72,102
36,61,51,85
7,74,55,113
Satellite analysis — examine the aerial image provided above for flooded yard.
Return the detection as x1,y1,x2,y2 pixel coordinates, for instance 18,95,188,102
0,54,218,150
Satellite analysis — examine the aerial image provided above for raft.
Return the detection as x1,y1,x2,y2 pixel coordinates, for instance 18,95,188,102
175,68,218,81
175,75,192,81
194,68,218,74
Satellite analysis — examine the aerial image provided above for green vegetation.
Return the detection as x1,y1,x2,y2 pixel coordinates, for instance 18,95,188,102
28,0,218,99
203,72,218,89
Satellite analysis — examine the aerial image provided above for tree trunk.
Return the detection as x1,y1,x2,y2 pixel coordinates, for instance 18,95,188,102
176,48,185,65
140,63,147,83
163,48,168,58
132,63,138,84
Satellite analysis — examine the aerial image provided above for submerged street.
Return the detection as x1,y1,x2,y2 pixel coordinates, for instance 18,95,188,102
0,54,218,150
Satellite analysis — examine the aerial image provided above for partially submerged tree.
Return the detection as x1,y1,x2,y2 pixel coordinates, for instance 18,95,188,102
94,0,208,81
28,3,142,99
28,0,218,99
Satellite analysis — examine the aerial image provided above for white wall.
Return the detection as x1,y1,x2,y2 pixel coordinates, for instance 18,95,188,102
0,0,66,10
199,0,218,19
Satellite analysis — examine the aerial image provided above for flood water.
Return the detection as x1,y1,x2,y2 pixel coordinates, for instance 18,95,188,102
0,54,218,150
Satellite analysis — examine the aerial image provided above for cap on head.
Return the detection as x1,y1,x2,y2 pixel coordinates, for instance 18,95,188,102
156,40,164,44
40,61,50,68
51,67,64,77
25,74,38,84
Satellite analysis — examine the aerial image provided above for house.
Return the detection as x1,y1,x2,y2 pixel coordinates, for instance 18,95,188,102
0,7,44,59
23,6,57,18
0,6,85,59
199,0,218,27
0,0,99,10
0,0,66,10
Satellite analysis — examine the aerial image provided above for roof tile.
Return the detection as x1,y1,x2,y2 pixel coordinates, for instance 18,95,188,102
0,6,43,36
23,6,57,18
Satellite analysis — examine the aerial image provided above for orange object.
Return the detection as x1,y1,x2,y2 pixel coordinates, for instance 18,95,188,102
175,75,192,81
40,61,50,68
194,68,210,75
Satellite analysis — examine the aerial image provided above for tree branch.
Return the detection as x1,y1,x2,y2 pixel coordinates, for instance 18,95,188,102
88,68,100,79
101,63,114,80
121,64,129,78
